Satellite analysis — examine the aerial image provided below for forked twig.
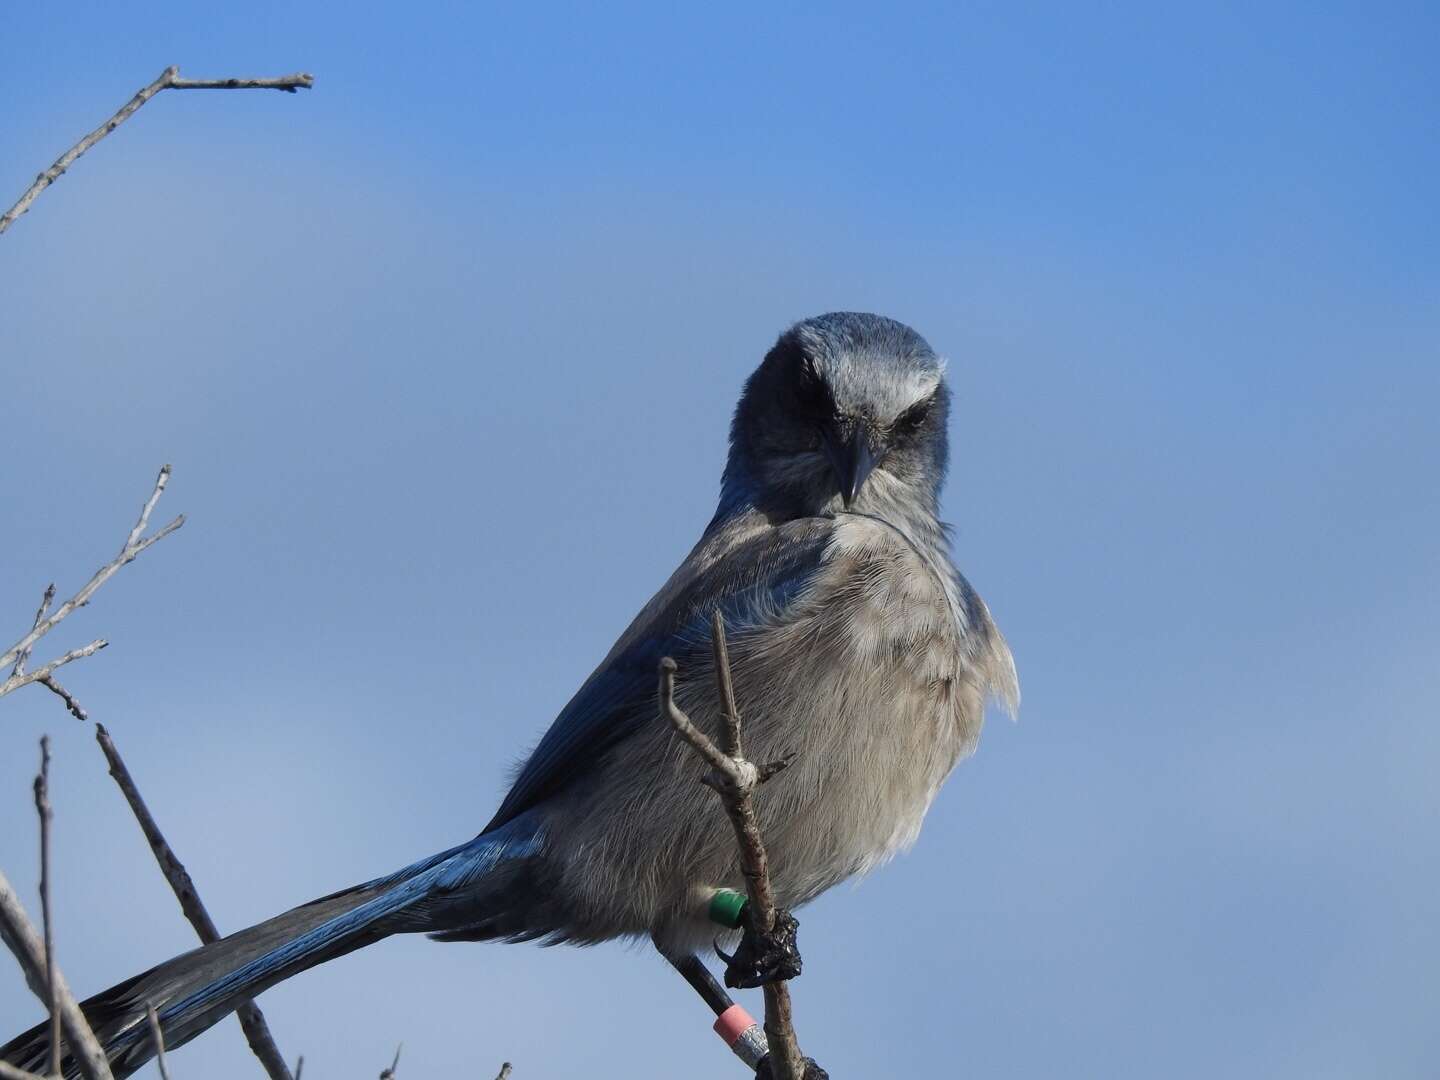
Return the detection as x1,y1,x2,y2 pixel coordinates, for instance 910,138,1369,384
658,611,807,1080
1,466,185,711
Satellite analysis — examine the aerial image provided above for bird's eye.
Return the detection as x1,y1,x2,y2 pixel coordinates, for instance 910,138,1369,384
892,398,931,437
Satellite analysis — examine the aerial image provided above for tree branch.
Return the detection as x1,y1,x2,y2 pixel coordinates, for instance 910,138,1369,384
658,611,807,1080
0,465,185,709
0,849,114,1079
36,676,91,722
168,74,313,92
145,1004,172,1080
9,586,54,680
378,1044,402,1080
1,66,313,235
0,641,109,701
32,739,60,1076
96,724,294,1080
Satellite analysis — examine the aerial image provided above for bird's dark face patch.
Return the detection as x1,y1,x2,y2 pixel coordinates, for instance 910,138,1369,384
721,313,951,520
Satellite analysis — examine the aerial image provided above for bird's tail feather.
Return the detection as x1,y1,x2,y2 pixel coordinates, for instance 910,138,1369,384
1,818,542,1079
1,879,386,1079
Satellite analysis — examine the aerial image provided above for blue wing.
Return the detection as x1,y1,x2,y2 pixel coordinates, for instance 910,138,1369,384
482,516,835,832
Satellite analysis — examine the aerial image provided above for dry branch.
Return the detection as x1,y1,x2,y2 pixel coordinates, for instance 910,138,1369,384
96,724,294,1080
1,66,313,235
9,587,54,679
35,676,90,723
0,466,184,710
658,611,808,1080
11,587,94,720
144,1005,171,1080
0,846,113,1080
32,740,60,1076
378,1044,402,1080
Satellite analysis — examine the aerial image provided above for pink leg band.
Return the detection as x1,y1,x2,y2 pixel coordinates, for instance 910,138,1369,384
714,1004,758,1044
714,1004,768,1068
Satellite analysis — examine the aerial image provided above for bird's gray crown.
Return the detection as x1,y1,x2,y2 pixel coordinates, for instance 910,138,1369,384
790,312,944,423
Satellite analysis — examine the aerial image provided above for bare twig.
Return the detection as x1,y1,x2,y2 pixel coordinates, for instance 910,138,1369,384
0,870,114,1079
658,610,807,1080
1,641,109,701
0,465,185,707
145,1004,172,1080
494,1064,513,1080
10,586,94,720
1,66,313,235
169,74,313,91
33,739,60,1077
37,676,90,722
292,1057,304,1080
710,611,743,759
95,723,294,1080
10,585,54,679
379,1044,402,1080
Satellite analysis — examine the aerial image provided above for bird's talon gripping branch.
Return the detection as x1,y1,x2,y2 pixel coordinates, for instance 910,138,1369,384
722,907,803,989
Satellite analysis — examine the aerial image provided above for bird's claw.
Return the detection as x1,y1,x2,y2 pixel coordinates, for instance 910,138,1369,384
719,907,802,988
755,1054,829,1079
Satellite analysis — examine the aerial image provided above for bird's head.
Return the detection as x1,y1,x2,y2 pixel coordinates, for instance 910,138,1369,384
719,312,950,522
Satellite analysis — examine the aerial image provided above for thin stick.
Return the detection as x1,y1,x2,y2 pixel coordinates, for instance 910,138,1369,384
145,1004,172,1080
379,1044,402,1080
0,641,108,701
10,585,54,679
37,676,90,722
494,1065,513,1080
1,465,185,704
9,585,95,720
658,614,807,1080
33,738,60,1077
1,67,313,235
710,610,743,759
95,723,294,1080
169,74,313,91
0,872,115,1079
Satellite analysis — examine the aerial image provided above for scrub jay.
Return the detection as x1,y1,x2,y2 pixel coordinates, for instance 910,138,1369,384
3,312,1017,1077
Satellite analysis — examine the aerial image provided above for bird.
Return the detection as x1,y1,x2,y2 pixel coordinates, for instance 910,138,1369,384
3,311,1017,1077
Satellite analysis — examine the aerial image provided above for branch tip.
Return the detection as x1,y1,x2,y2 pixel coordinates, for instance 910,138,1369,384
2,65,311,235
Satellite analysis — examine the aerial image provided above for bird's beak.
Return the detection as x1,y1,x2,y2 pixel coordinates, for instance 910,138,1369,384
823,423,881,508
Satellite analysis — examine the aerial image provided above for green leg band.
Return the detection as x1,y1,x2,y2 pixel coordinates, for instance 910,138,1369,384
708,888,748,928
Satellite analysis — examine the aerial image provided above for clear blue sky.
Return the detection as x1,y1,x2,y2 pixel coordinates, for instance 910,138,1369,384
2,3,1436,1077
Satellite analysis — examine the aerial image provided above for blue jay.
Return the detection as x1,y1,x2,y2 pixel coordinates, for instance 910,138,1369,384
3,312,1017,1077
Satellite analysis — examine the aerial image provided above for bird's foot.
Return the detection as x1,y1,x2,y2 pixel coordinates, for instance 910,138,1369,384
755,1054,829,1079
720,908,802,988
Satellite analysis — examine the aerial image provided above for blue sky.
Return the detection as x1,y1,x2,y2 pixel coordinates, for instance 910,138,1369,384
2,3,1437,1077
